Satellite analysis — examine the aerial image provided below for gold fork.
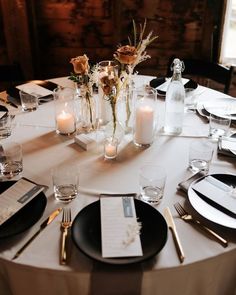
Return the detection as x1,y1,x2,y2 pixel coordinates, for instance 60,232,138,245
174,203,228,247
60,208,72,265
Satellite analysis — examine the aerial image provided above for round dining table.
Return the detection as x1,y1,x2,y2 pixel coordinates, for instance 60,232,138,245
0,75,235,295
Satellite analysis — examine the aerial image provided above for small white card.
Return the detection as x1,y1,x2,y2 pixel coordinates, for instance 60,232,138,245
100,197,143,258
157,78,189,92
0,178,45,226
16,82,53,97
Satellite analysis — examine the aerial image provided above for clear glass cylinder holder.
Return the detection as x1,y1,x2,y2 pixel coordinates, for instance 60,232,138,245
54,87,77,135
104,137,118,159
97,60,119,127
133,86,157,147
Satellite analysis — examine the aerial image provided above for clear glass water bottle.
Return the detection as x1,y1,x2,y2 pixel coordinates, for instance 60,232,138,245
164,58,185,135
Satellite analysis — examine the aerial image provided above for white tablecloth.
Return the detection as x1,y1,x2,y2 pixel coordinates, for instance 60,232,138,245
0,76,235,295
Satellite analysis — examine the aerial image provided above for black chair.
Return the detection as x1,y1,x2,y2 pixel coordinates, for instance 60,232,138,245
0,63,25,91
166,57,234,94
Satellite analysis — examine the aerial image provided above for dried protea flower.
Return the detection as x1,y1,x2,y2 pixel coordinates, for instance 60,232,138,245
70,54,90,75
114,45,138,65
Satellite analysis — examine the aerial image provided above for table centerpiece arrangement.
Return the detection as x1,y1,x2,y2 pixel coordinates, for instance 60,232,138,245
69,19,158,148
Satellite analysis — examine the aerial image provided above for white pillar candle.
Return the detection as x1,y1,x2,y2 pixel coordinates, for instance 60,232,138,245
56,111,75,134
104,138,118,159
135,105,154,144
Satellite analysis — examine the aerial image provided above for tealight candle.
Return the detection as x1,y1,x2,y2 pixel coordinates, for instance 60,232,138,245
134,105,154,145
104,137,118,159
56,110,75,135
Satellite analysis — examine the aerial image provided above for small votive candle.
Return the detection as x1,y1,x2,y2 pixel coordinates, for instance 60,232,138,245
104,137,118,159
56,110,76,135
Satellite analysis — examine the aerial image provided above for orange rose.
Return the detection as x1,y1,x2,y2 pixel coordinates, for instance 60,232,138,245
70,54,89,75
114,45,138,65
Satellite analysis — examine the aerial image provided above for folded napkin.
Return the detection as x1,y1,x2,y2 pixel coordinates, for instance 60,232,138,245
192,176,236,217
178,171,206,193
218,136,236,158
7,80,58,104
0,177,46,226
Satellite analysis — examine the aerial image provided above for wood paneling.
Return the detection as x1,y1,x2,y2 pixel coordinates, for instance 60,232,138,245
0,0,235,95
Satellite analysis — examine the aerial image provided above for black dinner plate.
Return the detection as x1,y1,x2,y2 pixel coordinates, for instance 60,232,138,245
0,181,47,239
149,77,198,96
72,199,168,265
0,105,8,113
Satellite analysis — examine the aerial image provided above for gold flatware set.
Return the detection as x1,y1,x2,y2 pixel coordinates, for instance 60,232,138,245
174,202,228,247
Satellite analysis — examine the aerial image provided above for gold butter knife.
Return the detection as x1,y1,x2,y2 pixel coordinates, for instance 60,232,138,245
164,207,185,263
12,208,62,260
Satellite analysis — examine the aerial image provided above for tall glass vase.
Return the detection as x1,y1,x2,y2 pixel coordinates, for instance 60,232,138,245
75,83,96,133
119,77,134,134
104,101,124,143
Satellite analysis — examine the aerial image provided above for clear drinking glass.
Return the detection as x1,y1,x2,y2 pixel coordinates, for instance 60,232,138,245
0,114,13,138
0,141,23,179
139,164,166,204
52,165,79,202
19,90,39,111
184,88,197,112
209,113,231,140
188,139,214,173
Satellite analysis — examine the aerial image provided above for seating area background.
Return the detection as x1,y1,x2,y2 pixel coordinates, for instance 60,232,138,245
0,0,235,94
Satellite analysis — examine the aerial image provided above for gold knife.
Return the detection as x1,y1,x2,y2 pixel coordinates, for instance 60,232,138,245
12,208,62,260
164,207,185,263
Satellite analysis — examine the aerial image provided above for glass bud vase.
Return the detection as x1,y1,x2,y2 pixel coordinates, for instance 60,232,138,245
104,120,124,144
133,86,157,147
118,79,134,134
79,84,96,133
54,87,77,135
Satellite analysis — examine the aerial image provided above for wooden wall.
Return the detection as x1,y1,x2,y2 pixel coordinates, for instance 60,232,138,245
1,0,235,94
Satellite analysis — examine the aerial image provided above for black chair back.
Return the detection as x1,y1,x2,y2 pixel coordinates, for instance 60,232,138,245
166,57,234,94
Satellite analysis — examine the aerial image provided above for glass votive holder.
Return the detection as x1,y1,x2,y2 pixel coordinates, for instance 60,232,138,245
104,137,118,160
133,86,157,147
54,87,76,135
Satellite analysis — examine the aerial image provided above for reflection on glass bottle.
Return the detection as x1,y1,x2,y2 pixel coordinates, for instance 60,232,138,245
164,58,185,135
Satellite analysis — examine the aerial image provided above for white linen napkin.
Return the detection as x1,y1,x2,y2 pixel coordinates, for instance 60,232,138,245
192,176,236,215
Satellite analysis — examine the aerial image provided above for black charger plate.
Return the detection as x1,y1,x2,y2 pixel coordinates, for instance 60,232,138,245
72,199,168,265
0,181,47,239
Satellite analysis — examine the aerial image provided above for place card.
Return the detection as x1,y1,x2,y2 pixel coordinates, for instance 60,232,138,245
156,78,189,92
100,197,143,258
16,82,53,97
0,178,45,226
192,176,236,215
